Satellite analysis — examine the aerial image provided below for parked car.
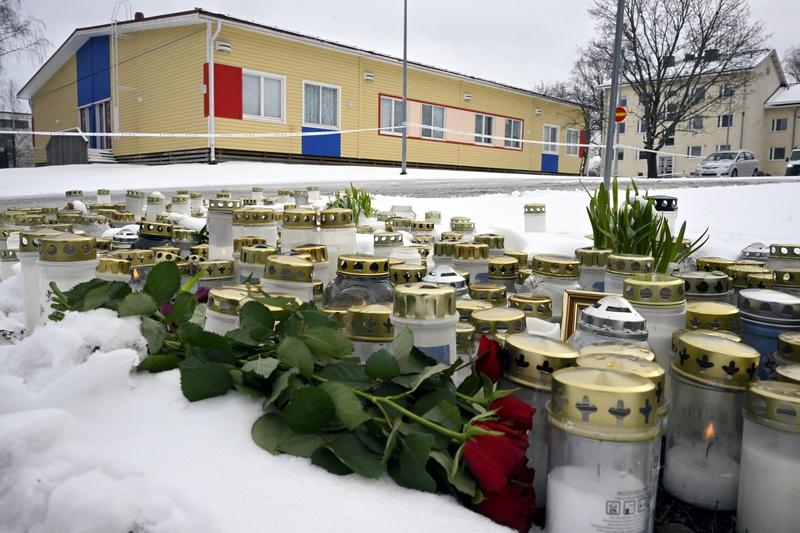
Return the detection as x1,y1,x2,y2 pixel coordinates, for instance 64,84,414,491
695,150,759,177
787,149,800,176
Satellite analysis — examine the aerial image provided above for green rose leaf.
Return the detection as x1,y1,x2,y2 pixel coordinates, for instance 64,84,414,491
316,360,371,389
166,292,197,325
143,261,181,305
277,337,315,378
225,328,262,347
320,381,369,430
389,433,436,492
179,357,234,402
263,368,298,409
302,326,353,359
364,349,401,380
283,387,336,434
324,432,383,478
117,292,158,317
242,358,280,380
239,301,275,342
106,281,133,310
81,283,112,311
429,450,477,497
137,353,181,373
190,330,235,364
311,446,353,476
392,363,450,394
252,413,326,458
398,346,438,375
388,327,414,359
140,316,167,354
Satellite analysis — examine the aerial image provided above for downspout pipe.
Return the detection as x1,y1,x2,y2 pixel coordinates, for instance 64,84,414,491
207,20,222,164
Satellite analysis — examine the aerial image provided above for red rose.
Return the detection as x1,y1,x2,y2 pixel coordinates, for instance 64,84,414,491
490,396,536,432
195,286,210,304
463,421,527,494
476,482,537,532
475,335,501,382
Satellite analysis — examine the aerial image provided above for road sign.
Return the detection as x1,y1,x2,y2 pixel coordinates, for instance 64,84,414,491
615,106,627,123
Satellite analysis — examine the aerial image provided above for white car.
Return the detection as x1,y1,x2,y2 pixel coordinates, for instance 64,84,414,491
695,150,759,177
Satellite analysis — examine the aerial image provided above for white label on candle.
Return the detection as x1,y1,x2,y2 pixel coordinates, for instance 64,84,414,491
546,465,649,533
663,445,739,511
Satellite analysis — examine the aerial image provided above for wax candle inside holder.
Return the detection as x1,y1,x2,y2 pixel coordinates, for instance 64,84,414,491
500,333,578,509
323,254,393,310
232,208,277,245
207,198,241,261
38,234,98,323
546,367,660,533
523,203,546,233
523,254,581,321
391,283,458,364
18,228,63,335
319,208,356,262
575,247,611,292
663,331,760,511
281,208,319,252
204,287,255,335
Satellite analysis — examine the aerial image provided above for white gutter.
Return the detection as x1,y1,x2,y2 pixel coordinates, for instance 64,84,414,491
207,20,222,164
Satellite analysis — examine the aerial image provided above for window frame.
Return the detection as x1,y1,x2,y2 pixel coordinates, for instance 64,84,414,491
565,128,580,156
717,114,734,128
504,118,523,150
688,116,704,131
542,124,560,155
637,149,649,160
302,79,341,129
637,120,647,134
421,103,446,140
769,147,787,161
687,145,702,157
770,118,789,132
474,114,494,145
716,144,732,152
242,69,286,124
379,96,405,136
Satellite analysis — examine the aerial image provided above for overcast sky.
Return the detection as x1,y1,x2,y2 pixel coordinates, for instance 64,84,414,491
8,0,800,101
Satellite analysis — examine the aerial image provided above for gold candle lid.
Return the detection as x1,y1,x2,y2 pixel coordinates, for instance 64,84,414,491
146,195,163,204
306,185,319,192
387,216,412,230
451,220,475,232
356,225,374,234
549,367,658,442
0,249,18,262
291,243,328,263
440,231,463,242
747,272,773,289
112,211,136,222
264,255,314,283
19,228,63,253
576,354,667,414
393,283,456,320
531,254,580,278
176,189,189,195
778,332,800,363
672,330,759,390
152,246,181,263
172,228,197,242
39,234,97,262
216,191,231,198
433,241,457,258
14,213,45,225
190,192,203,199
456,323,476,352
97,257,130,275
468,283,507,306
579,342,656,362
0,225,23,240
425,211,441,222
196,260,235,280
376,211,393,222
524,203,545,214
113,249,155,267
726,259,767,271
769,243,800,261
232,208,275,225
686,301,740,331
313,280,323,299
505,333,579,391
411,233,434,245
345,304,394,342
208,198,242,212
171,194,189,204
126,190,145,198
410,220,435,232
97,188,111,195
321,306,348,329
337,254,390,277
240,245,279,265
190,244,209,259
774,268,800,288
241,199,258,206
277,189,291,196
776,364,800,385
675,270,731,295
606,253,655,275
727,264,770,289
745,380,800,432
623,273,686,306
320,208,355,228
389,264,427,284
456,299,493,321
251,186,264,192
207,287,253,316
488,256,519,280
373,232,403,247
517,267,532,285
696,256,736,272
138,222,173,239
454,243,488,261
474,233,504,249
470,307,526,336
504,251,529,268
738,289,800,322
66,190,83,198
575,247,612,267
509,292,552,319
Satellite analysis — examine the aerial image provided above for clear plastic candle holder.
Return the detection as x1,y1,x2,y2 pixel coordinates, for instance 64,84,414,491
232,208,278,245
391,283,458,364
319,208,356,261
323,254,393,310
452,243,489,285
772,267,800,297
523,203,546,233
144,195,164,222
0,249,17,281
170,195,190,216
206,198,241,261
487,255,518,294
38,234,98,323
767,243,800,271
96,189,112,205
524,254,581,321
604,254,655,295
474,233,505,257
567,295,652,351
575,247,611,292
281,208,319,251
18,229,59,336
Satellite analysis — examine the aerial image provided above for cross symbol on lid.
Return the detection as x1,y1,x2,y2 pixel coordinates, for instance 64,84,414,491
382,318,393,331
536,360,554,374
722,360,740,378
679,348,690,365
576,395,598,422
608,399,631,426
515,353,530,369
655,381,664,403
696,354,714,372
364,317,376,330
746,363,757,380
553,389,567,412
639,398,653,424
689,316,702,328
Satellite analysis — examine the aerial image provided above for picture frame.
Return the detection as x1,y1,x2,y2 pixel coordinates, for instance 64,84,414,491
560,289,608,341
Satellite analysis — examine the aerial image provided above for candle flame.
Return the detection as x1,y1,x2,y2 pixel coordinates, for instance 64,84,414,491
132,268,141,282
703,422,715,442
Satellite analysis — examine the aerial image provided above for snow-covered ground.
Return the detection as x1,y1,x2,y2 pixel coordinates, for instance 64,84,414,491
1,161,799,532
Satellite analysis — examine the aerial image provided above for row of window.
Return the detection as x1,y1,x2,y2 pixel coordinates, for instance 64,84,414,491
623,84,736,109
0,119,29,130
242,70,340,129
622,145,790,161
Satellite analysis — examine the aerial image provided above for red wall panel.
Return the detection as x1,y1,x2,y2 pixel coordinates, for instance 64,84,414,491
203,63,242,120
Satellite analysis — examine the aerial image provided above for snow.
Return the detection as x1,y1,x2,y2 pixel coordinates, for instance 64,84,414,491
765,83,800,107
1,161,799,532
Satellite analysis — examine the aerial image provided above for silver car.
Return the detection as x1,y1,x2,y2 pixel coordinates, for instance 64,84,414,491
696,150,759,177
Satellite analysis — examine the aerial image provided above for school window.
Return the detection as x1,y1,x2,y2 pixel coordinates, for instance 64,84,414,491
542,124,559,154
504,119,522,149
687,145,702,157
421,104,445,139
771,118,789,132
769,147,786,160
618,96,628,108
637,120,647,133
303,81,340,128
379,96,404,134
617,121,626,134
721,84,736,98
716,144,731,152
474,114,494,145
665,103,678,121
616,149,624,161
243,71,284,121
688,116,704,130
692,88,706,102
565,128,580,156
717,114,734,128
637,150,649,160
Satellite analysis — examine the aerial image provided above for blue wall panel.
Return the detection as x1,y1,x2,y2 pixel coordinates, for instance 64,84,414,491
77,36,110,107
301,127,341,157
541,153,559,173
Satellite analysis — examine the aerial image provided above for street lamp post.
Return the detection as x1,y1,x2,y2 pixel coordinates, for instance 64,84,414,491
400,0,408,175
602,0,625,189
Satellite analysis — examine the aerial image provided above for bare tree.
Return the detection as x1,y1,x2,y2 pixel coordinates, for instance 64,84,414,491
589,0,768,178
0,0,47,111
786,45,800,83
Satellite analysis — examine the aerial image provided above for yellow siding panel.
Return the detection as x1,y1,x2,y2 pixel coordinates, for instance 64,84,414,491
30,55,78,164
